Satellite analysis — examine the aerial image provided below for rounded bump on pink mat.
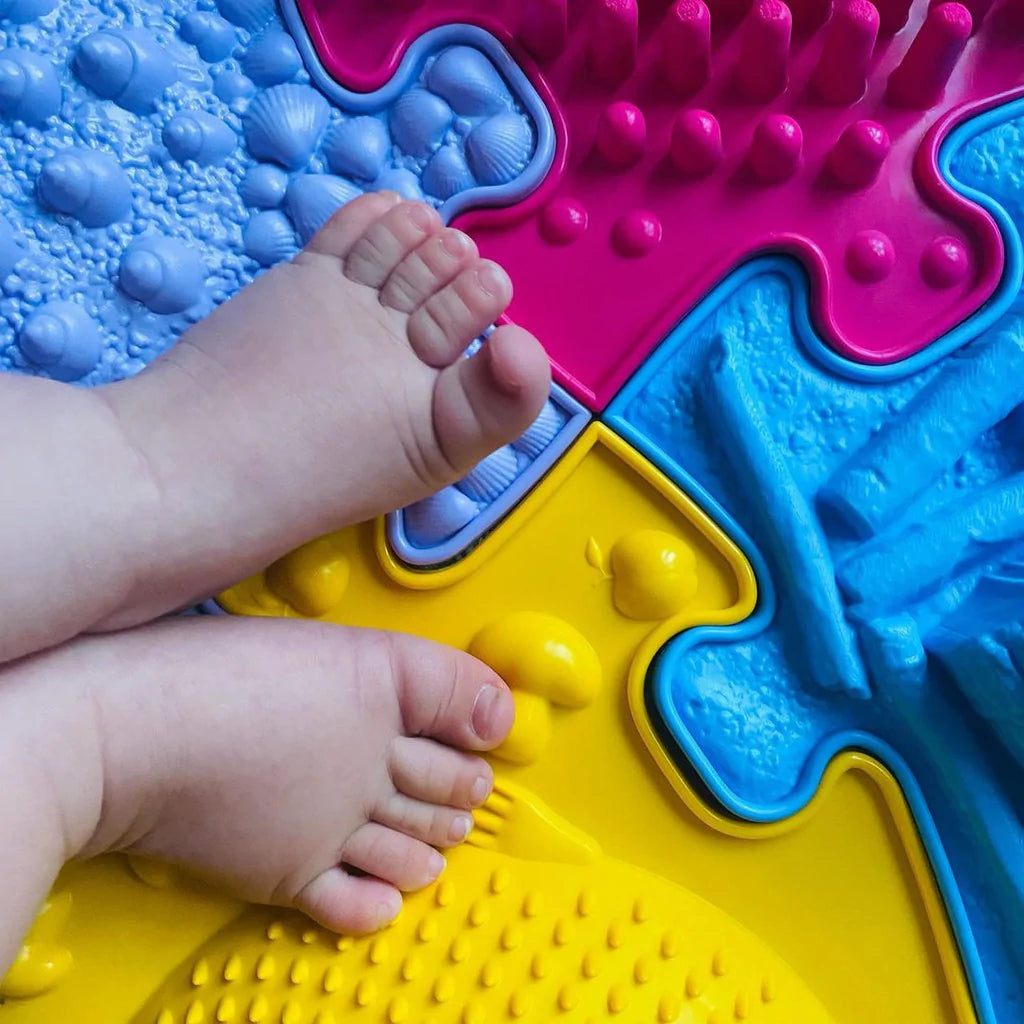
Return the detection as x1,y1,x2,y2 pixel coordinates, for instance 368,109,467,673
748,113,802,183
735,0,792,101
887,2,972,108
596,100,646,167
539,196,588,246
611,210,662,257
921,236,970,288
845,230,895,282
670,109,723,178
659,0,711,95
828,120,890,189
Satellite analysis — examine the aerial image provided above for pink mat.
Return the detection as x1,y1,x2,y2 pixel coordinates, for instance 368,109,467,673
294,0,1024,408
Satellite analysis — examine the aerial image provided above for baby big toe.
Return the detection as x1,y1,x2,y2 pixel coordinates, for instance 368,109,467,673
389,735,493,808
341,821,447,892
432,322,551,477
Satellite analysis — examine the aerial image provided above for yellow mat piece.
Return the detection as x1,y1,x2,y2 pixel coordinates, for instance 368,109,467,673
1,425,976,1023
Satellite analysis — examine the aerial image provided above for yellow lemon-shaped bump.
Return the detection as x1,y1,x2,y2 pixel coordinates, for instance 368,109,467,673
609,530,698,620
492,690,552,764
469,612,601,708
265,536,350,617
0,892,74,999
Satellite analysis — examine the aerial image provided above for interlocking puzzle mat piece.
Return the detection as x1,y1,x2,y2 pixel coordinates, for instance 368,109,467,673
0,0,552,384
608,240,1024,1024
123,785,838,1024
287,0,1024,408
1,424,970,1023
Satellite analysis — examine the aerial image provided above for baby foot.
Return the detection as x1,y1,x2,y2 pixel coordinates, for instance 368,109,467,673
2,615,514,941
100,193,550,626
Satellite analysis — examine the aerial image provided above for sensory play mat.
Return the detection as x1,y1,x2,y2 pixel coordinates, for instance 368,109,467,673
1,0,1023,1021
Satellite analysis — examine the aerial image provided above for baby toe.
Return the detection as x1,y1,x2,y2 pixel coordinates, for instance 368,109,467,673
407,260,512,367
341,822,447,892
379,227,478,321
343,200,443,289
303,191,401,261
373,792,475,849
293,867,402,934
386,632,515,749
432,322,551,476
389,735,493,808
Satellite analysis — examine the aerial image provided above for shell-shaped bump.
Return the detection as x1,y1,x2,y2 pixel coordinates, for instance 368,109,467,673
178,12,237,63
37,147,132,227
0,213,23,278
389,88,452,159
18,301,102,382
0,0,57,24
455,445,518,503
163,111,236,166
74,30,176,113
372,167,424,202
119,235,205,314
404,486,479,546
243,209,297,266
241,28,302,87
243,83,329,170
0,49,61,126
240,162,289,208
511,399,564,458
465,112,534,187
217,0,276,33
324,116,389,181
422,144,476,201
424,46,512,117
284,173,361,244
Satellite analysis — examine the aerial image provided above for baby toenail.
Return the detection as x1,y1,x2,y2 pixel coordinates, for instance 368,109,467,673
471,683,503,740
379,890,403,921
477,263,509,297
407,203,435,231
428,850,447,879
441,230,467,257
470,774,491,806
450,814,474,843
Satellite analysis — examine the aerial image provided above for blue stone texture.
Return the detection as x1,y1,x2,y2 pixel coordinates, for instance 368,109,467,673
608,100,1024,1024
0,0,549,388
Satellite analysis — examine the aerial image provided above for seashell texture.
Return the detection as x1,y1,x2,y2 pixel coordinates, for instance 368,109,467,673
241,28,301,87
284,173,361,244
118,235,206,314
239,162,288,208
217,0,276,33
163,111,236,165
372,167,424,202
0,49,60,125
0,0,56,23
0,213,23,278
37,147,132,227
466,111,534,187
178,12,237,63
422,143,476,200
404,486,480,547
389,87,452,159
242,83,329,170
73,30,176,114
511,399,565,458
456,444,519,503
425,45,512,117
324,116,389,181
212,68,254,104
243,209,296,266
18,300,102,381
